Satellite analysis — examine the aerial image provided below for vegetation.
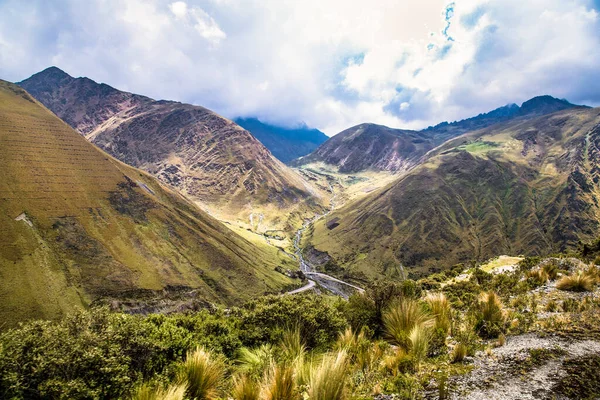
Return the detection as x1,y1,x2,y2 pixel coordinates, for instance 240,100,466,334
1,252,599,399
557,272,595,292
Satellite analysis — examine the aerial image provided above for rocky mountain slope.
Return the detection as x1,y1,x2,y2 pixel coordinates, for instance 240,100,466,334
234,117,328,163
293,96,581,174
0,80,298,326
18,67,323,231
304,106,600,281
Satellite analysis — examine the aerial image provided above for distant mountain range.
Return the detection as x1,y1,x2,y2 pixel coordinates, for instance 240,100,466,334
305,103,600,281
293,95,584,173
0,80,298,325
234,117,328,163
19,67,324,231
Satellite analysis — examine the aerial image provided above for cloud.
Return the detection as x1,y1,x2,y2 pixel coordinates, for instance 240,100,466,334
0,0,599,135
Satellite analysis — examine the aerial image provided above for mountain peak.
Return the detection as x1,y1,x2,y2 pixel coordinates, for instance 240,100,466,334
519,95,576,116
23,66,72,84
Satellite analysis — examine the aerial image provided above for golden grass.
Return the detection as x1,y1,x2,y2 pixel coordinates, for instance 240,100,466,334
557,272,595,292
425,292,451,334
307,351,349,400
131,383,187,400
383,299,435,351
231,374,260,400
180,347,225,400
261,363,298,400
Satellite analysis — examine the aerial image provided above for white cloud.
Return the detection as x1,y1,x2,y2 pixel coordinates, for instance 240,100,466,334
169,1,188,19
0,0,599,135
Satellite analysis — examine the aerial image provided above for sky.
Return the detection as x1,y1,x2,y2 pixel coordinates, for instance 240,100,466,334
0,0,599,135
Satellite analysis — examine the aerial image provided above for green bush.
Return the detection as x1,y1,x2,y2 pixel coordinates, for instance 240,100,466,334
236,295,347,350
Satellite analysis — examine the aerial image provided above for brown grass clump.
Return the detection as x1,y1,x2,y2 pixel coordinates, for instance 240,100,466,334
132,383,187,400
425,292,451,334
557,272,595,292
475,291,506,338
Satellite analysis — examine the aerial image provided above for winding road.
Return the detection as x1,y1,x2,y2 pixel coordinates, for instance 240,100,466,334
287,181,365,298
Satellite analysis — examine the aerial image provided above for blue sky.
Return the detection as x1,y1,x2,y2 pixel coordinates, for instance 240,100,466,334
0,0,599,135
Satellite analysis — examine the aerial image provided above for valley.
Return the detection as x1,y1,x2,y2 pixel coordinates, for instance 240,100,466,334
3,71,600,400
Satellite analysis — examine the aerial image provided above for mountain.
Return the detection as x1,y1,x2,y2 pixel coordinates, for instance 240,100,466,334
293,96,582,173
0,80,298,325
303,106,600,281
234,117,328,163
290,123,435,173
18,67,323,231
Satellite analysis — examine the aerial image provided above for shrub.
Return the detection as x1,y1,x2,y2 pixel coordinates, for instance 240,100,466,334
179,347,225,400
342,293,378,334
526,269,549,287
383,299,434,351
556,272,595,292
474,291,506,338
238,295,347,350
307,351,348,400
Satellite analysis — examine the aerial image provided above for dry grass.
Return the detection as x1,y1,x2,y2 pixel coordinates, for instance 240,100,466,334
557,272,595,292
408,325,432,365
307,351,349,400
231,374,260,400
132,383,187,400
478,291,505,326
425,292,451,334
527,269,549,285
261,363,299,400
179,347,225,400
450,343,467,363
476,291,506,338
383,299,435,351
280,328,306,362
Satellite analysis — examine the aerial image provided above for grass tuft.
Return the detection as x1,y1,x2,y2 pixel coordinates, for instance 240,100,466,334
231,374,260,400
307,351,348,400
475,291,506,338
131,383,186,400
557,272,595,292
383,299,434,351
179,347,225,400
261,363,298,400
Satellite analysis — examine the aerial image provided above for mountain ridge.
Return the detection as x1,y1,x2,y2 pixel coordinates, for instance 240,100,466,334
0,79,298,325
303,105,600,281
18,67,324,231
293,95,584,173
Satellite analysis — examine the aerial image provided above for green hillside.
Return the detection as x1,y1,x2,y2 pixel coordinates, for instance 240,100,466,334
305,107,600,281
0,80,297,326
